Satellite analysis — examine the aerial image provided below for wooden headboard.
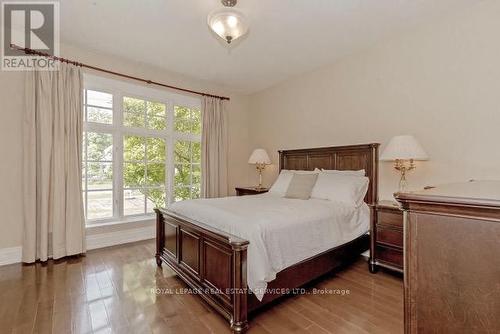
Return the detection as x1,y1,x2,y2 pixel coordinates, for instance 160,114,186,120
278,143,380,205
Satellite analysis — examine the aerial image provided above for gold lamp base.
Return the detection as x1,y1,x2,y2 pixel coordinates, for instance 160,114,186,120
255,163,266,189
394,159,415,192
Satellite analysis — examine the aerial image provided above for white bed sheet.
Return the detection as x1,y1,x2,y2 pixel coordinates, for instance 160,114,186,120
169,193,369,301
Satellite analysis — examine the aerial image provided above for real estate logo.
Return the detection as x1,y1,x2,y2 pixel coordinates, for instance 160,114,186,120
1,1,59,71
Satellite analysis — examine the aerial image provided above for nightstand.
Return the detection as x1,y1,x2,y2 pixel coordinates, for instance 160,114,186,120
235,187,269,196
369,200,403,274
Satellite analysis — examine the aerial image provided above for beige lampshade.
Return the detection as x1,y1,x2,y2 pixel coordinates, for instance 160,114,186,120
248,148,271,164
380,135,428,161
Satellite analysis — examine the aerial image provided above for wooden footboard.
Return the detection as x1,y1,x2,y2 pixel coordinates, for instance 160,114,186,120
155,208,249,332
155,208,370,333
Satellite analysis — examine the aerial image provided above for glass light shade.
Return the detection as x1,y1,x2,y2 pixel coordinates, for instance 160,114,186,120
380,135,429,161
207,8,248,44
248,148,271,165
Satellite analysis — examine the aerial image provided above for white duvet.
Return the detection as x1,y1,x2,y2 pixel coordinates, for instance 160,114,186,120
169,193,369,301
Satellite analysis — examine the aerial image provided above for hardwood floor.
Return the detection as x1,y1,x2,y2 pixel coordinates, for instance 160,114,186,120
0,240,403,334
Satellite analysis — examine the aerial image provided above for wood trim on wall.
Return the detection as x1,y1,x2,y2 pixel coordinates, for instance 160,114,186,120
0,224,156,266
0,246,23,266
86,225,155,250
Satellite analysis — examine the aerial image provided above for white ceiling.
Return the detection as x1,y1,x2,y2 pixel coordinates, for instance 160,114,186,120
60,0,477,94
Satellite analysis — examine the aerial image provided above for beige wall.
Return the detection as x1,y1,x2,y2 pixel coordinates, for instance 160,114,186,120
0,71,25,249
0,43,251,249
249,0,500,200
3,0,500,251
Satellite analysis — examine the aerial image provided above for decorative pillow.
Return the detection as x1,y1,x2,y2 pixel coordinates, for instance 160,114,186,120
269,169,319,195
321,169,366,176
311,173,369,206
284,173,319,200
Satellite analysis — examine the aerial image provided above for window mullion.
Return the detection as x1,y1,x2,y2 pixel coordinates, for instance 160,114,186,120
84,131,88,219
114,91,124,220
167,102,175,206
144,136,148,214
189,141,193,198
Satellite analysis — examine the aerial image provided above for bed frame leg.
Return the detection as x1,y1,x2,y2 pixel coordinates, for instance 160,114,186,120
155,255,162,267
230,320,249,333
369,259,378,273
155,209,164,268
231,242,249,333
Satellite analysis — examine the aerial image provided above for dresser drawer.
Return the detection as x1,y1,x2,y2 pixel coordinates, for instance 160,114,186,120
376,226,403,248
377,210,403,228
376,245,403,268
370,202,404,273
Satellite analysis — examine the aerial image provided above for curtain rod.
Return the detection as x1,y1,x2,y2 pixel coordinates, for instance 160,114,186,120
10,44,230,101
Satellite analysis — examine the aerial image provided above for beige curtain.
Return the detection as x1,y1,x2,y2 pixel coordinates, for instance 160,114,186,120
23,63,85,263
201,96,228,198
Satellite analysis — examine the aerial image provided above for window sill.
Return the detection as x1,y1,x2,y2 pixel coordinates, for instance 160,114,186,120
86,214,155,229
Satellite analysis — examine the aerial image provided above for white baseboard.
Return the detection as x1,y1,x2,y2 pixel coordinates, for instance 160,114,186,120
0,225,155,266
86,225,155,250
0,246,22,266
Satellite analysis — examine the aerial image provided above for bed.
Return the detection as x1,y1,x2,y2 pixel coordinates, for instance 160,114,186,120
155,143,379,332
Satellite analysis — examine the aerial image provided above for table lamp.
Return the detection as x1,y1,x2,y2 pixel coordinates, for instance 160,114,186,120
380,135,428,192
248,148,271,189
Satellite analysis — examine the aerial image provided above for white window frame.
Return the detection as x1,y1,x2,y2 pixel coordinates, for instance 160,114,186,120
83,74,202,225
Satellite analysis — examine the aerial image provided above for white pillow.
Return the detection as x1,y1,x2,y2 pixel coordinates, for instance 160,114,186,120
269,170,293,194
311,173,369,206
321,169,366,176
269,169,319,195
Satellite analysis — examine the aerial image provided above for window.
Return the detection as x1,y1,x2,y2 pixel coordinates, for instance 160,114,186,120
174,105,201,134
174,140,201,201
82,90,114,220
82,75,202,224
173,106,202,201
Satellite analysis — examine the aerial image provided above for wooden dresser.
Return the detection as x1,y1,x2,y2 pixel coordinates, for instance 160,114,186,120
396,181,500,334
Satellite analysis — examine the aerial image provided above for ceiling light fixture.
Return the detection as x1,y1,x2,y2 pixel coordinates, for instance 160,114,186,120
207,0,248,44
